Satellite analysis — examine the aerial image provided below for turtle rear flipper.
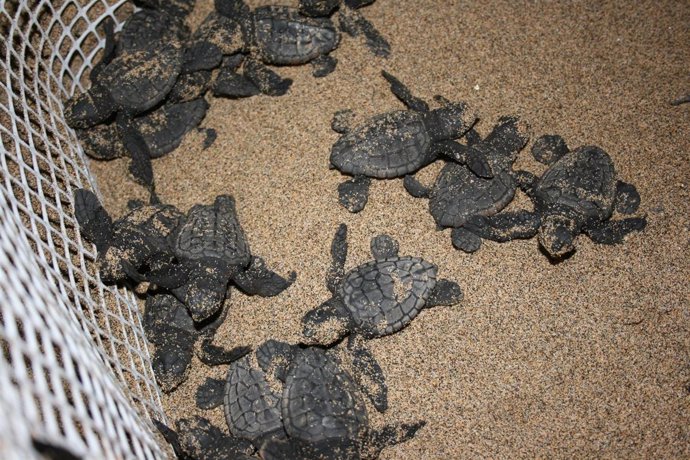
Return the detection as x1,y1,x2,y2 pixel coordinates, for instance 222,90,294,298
338,175,371,213
347,335,388,412
451,227,482,253
195,377,226,409
425,279,463,307
311,53,337,77
465,210,541,243
584,217,647,245
403,173,431,198
74,189,113,253
364,420,426,459
232,256,295,297
614,181,641,214
381,71,428,112
244,59,292,96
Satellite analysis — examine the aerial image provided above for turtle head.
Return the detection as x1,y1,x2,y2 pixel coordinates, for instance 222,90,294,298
299,0,339,17
183,271,228,322
301,298,351,346
98,246,131,284
424,98,478,141
539,213,579,259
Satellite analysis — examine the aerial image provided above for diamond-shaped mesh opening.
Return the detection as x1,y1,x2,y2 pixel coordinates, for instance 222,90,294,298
1,1,166,458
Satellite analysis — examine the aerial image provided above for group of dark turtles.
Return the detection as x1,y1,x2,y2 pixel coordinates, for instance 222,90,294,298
65,1,649,459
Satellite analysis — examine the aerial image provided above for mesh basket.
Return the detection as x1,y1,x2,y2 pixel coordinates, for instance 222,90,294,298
1,1,167,458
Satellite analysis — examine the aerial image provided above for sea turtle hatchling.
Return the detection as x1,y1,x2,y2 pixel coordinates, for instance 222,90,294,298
524,134,646,259
403,116,541,253
330,71,490,212
143,292,249,392
155,416,255,460
159,195,296,322
196,340,424,460
73,189,183,285
302,224,463,345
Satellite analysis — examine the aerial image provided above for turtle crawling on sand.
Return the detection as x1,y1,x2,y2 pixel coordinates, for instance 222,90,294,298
200,340,424,460
403,116,541,253
143,292,249,392
155,416,255,460
158,195,296,322
302,224,463,343
523,135,646,259
330,71,488,212
73,188,183,285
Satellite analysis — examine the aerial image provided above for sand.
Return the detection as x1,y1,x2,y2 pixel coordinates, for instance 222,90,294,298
88,0,690,457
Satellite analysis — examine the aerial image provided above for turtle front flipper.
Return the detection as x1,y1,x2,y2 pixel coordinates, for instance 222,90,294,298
583,217,647,245
403,173,431,198
381,71,429,112
338,175,371,212
338,7,391,58
433,140,493,179
347,335,388,412
118,116,156,193
73,189,113,253
465,210,541,243
425,279,463,307
327,223,348,294
364,420,426,459
311,53,337,78
671,94,690,106
301,297,352,346
451,226,482,253
212,66,261,98
232,256,296,297
195,377,226,409
243,59,292,96
614,181,641,214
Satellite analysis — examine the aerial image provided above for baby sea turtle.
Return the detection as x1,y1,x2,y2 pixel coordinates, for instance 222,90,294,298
160,195,295,322
302,224,463,345
73,189,182,285
330,71,487,212
525,135,646,259
155,416,255,460
143,292,249,392
403,116,541,253
213,340,424,460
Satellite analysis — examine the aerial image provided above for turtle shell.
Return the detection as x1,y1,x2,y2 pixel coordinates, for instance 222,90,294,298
144,293,196,338
224,355,284,441
282,348,367,442
429,162,516,228
339,256,437,338
534,146,617,220
252,6,339,65
99,42,182,114
134,98,209,158
173,195,251,267
330,111,434,179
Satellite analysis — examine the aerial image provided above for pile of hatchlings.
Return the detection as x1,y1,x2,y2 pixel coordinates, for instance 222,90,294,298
66,0,648,458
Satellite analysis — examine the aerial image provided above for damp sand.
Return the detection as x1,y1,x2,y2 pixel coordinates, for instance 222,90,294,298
90,0,690,457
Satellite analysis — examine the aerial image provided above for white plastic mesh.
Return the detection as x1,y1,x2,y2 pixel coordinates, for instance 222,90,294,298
1,1,167,458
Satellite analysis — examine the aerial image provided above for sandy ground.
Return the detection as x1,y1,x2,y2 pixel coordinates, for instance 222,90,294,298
89,0,690,457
